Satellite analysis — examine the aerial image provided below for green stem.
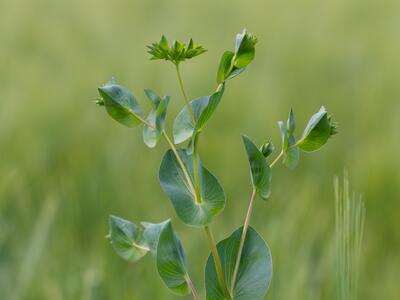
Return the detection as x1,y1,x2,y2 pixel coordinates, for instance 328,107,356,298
186,275,200,300
205,225,231,299
162,131,197,198
175,63,195,123
231,151,285,293
230,188,256,294
269,150,283,168
192,135,202,204
174,64,230,298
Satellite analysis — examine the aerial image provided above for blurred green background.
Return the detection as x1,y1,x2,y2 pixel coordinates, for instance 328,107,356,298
1,0,399,299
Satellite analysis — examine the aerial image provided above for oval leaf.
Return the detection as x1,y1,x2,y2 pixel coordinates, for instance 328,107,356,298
173,97,209,144
234,30,257,69
217,51,234,83
242,135,272,200
98,81,144,128
141,220,169,256
108,215,149,262
143,95,170,148
278,121,300,170
159,149,225,226
297,106,335,152
157,220,190,295
205,226,273,300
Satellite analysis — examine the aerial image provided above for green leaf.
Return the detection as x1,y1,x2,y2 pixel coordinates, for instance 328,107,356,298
194,87,225,134
98,81,145,128
108,215,149,262
141,220,169,256
260,139,274,158
205,226,273,300
173,88,224,144
278,121,300,170
159,149,225,226
143,95,170,148
297,106,337,152
242,135,272,200
217,51,234,83
173,97,208,144
156,220,190,295
144,89,161,108
287,108,295,134
234,30,258,69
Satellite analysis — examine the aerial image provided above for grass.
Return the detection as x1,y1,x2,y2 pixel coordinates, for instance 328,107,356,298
335,172,366,300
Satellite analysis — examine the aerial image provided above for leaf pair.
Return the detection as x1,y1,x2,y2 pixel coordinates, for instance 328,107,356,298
147,35,207,65
217,30,258,83
108,216,192,295
159,149,225,226
278,107,337,169
97,80,170,148
205,226,273,300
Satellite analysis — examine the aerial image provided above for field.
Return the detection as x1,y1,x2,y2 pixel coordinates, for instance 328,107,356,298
1,0,399,299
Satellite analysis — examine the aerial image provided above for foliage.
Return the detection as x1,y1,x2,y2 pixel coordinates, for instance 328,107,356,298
95,30,337,299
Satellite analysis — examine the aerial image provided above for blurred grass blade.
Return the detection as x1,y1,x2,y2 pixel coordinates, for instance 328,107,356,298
334,171,366,300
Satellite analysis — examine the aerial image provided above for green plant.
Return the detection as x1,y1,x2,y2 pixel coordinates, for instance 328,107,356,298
95,30,337,299
335,172,365,300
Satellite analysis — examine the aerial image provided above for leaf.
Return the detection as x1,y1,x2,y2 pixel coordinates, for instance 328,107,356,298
144,89,161,108
297,106,337,152
159,149,225,226
234,30,258,69
173,96,208,144
194,86,225,134
260,139,274,158
141,220,169,256
217,51,234,83
205,226,273,300
156,220,190,295
287,108,295,134
143,95,170,148
98,81,145,128
278,121,300,170
108,215,149,262
242,136,272,200
173,88,224,144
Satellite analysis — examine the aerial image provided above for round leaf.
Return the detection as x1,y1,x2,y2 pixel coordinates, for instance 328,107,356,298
205,226,273,300
297,106,333,152
98,82,144,128
108,215,149,262
159,149,226,226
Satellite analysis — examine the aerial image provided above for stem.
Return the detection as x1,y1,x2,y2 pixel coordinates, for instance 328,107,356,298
192,135,202,204
162,131,197,199
230,148,287,292
186,275,200,300
175,63,195,123
204,225,231,299
230,188,257,294
269,150,283,168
